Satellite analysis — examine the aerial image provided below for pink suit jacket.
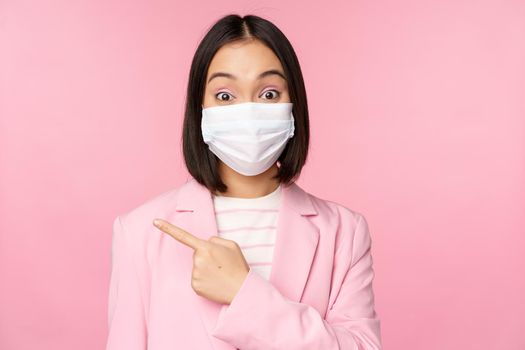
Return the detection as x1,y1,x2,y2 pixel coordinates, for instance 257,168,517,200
106,177,382,349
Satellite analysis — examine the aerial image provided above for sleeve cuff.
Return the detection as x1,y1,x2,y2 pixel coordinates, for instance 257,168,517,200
211,267,270,342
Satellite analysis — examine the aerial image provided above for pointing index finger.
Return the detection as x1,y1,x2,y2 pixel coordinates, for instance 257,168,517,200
153,218,203,250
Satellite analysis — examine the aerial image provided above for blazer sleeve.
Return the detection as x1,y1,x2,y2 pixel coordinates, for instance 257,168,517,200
210,211,382,350
106,215,148,350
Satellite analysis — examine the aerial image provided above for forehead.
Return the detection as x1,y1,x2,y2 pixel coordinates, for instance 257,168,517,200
206,39,284,80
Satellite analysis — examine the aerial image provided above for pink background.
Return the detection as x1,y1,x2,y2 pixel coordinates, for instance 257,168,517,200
1,0,524,349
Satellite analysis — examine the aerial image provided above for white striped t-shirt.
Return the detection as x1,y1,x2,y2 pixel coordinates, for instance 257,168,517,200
212,184,281,281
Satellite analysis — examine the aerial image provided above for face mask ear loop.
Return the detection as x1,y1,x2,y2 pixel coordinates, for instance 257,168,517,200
288,114,296,139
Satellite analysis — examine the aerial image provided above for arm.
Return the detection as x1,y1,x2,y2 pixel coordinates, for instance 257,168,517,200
210,211,382,350
106,216,148,350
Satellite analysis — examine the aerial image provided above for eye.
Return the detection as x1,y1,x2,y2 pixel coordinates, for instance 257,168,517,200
260,89,280,100
215,91,234,102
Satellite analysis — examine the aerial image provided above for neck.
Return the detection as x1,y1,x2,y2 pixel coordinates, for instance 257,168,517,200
214,162,281,198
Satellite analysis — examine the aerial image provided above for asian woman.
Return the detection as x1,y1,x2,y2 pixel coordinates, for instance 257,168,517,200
106,13,382,350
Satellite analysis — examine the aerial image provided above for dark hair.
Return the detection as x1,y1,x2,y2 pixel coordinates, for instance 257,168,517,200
182,14,310,194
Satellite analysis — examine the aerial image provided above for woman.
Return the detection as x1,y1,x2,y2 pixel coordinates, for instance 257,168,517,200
106,14,382,350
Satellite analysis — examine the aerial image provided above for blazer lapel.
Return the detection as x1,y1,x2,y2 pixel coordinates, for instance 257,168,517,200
167,177,319,344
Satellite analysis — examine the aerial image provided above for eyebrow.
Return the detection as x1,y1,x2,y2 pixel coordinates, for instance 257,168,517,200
207,69,287,84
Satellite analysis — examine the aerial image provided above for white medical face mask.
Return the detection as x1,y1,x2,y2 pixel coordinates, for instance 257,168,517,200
201,102,295,176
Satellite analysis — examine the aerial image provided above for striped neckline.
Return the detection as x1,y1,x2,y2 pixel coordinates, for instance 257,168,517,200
213,184,281,202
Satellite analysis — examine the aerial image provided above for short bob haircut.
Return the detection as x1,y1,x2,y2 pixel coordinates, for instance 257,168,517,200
182,14,310,194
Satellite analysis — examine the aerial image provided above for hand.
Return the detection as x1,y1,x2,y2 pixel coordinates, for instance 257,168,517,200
152,218,250,305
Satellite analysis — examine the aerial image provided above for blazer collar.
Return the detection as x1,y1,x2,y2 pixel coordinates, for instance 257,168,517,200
168,177,320,349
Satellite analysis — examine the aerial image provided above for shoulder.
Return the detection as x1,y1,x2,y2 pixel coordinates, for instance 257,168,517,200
304,187,365,229
112,179,189,242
